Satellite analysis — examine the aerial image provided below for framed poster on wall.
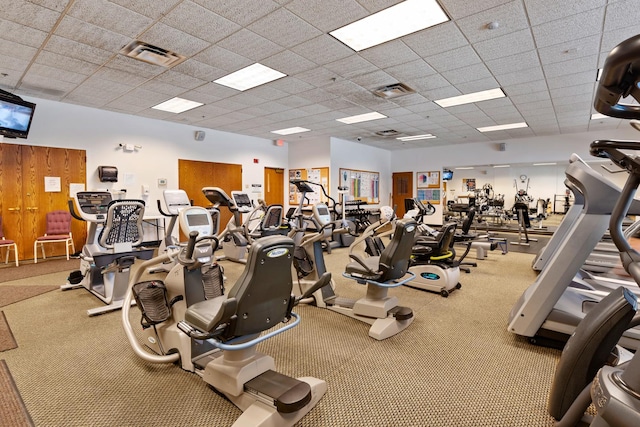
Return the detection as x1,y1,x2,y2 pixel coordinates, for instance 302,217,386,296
417,171,440,189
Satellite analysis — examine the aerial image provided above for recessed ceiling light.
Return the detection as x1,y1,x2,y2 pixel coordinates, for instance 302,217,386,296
270,127,311,135
533,163,557,166
435,88,506,108
214,63,286,91
396,134,436,141
337,112,387,124
455,167,474,170
477,122,528,132
329,0,449,52
152,97,203,113
493,165,510,168
591,113,611,120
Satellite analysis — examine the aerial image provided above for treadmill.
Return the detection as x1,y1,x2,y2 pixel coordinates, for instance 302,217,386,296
509,32,640,350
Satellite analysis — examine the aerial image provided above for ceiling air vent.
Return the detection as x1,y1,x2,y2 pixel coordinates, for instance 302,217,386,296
120,41,186,67
372,83,415,99
375,129,402,137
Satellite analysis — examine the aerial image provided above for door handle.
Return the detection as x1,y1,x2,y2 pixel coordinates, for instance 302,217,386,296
26,207,39,211
8,207,20,211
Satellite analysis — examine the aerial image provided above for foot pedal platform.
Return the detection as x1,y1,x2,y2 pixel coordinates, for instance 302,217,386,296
389,306,413,321
244,370,312,413
328,296,356,309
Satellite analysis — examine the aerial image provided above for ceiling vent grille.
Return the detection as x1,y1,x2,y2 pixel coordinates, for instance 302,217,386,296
374,129,402,137
120,41,186,67
372,83,415,99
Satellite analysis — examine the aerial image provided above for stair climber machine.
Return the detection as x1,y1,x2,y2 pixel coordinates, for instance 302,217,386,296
62,191,155,316
202,187,254,264
122,204,329,427
508,33,640,350
289,179,417,340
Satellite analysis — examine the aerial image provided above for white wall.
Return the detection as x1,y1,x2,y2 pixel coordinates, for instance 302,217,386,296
15,97,288,214
330,137,391,207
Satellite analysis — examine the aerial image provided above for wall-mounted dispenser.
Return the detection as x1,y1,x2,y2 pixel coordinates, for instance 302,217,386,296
98,166,118,182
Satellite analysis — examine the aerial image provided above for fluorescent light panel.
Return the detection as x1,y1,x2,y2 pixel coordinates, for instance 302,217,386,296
455,167,474,170
493,165,510,168
396,134,436,141
271,127,310,135
337,112,387,124
435,88,506,108
477,122,528,132
152,97,203,113
214,63,286,91
533,163,557,166
329,0,449,52
591,113,611,120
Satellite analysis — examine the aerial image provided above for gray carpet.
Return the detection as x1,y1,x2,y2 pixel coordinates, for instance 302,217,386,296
0,247,560,426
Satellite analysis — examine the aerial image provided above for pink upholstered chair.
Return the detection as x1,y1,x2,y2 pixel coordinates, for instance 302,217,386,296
33,210,75,263
0,215,18,267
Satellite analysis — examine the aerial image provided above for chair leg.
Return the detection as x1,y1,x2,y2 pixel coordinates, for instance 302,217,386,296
34,241,38,264
12,243,18,267
41,242,46,260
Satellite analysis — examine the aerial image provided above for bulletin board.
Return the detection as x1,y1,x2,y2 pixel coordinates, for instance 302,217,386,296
339,168,380,204
417,189,441,205
289,167,329,206
416,171,440,189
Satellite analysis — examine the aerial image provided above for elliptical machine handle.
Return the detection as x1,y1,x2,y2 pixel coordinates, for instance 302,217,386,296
185,231,199,260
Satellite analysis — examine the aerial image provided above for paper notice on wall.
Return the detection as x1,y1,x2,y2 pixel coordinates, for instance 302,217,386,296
44,176,61,192
70,183,85,196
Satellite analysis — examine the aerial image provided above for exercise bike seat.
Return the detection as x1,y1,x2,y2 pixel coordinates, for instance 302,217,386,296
345,219,417,283
184,296,238,335
184,235,297,341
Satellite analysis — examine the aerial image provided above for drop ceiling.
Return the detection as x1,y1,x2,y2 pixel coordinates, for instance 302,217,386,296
1,0,637,150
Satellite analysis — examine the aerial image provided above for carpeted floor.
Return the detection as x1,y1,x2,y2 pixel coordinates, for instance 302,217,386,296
0,312,17,352
0,360,34,427
0,245,563,427
0,258,78,283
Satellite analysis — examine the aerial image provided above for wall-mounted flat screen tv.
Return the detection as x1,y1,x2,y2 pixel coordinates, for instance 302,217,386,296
442,169,453,181
0,93,36,139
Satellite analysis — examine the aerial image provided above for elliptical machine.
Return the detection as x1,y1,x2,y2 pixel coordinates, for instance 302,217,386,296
62,191,154,316
122,204,328,427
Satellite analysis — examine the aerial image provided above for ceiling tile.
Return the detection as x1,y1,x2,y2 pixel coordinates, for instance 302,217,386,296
68,0,152,38
161,2,240,44
1,0,62,31
217,29,284,62
192,0,280,26
473,28,535,61
286,0,368,32
425,45,482,73
531,8,604,48
439,0,512,19
248,7,322,48
403,22,469,58
456,1,529,44
524,0,605,26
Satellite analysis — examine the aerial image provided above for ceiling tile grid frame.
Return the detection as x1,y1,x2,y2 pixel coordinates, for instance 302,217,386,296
0,0,634,150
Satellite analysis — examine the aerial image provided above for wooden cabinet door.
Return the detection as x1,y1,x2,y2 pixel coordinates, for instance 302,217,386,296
0,144,86,260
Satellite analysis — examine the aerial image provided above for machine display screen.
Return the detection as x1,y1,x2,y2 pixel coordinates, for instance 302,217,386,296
317,207,329,216
233,193,252,207
76,192,112,215
187,213,210,226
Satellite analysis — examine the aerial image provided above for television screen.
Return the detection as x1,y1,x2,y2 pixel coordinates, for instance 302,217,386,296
0,94,36,139
442,169,453,181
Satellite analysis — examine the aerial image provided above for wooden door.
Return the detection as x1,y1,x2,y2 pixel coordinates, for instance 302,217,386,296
0,144,23,257
264,167,284,206
392,172,413,218
0,144,86,260
178,159,242,235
